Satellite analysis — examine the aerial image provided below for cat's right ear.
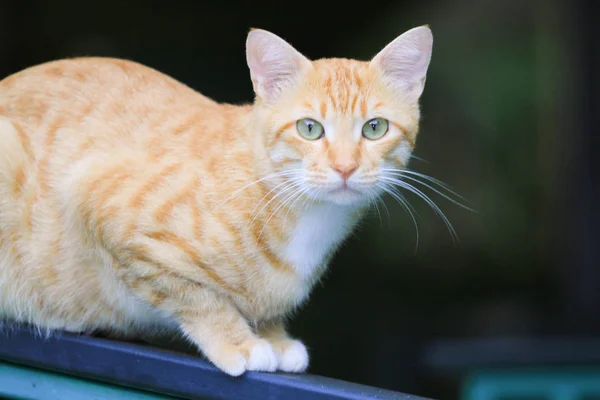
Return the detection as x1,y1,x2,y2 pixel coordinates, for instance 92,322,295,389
246,29,312,103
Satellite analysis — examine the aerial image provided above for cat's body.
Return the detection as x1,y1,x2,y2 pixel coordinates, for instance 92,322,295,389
0,27,432,375
0,57,356,330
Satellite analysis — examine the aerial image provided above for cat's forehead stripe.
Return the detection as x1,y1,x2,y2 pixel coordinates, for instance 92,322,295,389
360,98,368,119
319,100,327,119
350,94,359,114
310,60,373,115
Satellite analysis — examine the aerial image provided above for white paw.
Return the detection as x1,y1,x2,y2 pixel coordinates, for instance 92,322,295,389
222,354,247,377
206,348,247,377
246,339,278,372
278,340,309,373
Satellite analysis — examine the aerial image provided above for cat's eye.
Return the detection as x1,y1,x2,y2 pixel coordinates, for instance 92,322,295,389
362,118,389,140
296,119,324,140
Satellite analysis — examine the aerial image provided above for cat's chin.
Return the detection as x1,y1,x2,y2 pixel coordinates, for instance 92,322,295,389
323,187,369,206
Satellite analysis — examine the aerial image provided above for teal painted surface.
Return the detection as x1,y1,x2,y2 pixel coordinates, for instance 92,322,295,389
0,362,177,400
463,368,600,400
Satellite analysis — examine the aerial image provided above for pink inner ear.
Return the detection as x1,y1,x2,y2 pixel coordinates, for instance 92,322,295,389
371,27,432,97
378,45,429,86
246,30,311,101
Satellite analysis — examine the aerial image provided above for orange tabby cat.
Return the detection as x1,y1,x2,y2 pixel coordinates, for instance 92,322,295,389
0,26,433,375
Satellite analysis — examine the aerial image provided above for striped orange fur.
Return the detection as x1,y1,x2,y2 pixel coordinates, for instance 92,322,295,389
0,26,433,375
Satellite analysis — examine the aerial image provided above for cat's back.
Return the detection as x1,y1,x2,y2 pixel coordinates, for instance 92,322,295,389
0,57,219,141
0,57,242,182
0,57,212,110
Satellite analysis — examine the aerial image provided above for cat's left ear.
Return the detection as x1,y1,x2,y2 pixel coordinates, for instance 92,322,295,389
246,29,312,103
370,26,433,101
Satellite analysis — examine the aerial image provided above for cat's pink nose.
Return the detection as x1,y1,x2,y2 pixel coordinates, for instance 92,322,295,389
333,163,358,181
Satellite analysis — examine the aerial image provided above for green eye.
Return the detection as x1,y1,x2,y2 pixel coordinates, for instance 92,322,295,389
296,118,324,140
362,118,389,140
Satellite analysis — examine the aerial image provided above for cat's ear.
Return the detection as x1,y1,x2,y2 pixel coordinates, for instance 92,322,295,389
370,26,433,101
246,29,312,102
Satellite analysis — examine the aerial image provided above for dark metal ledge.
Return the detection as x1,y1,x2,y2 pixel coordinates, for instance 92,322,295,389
421,336,600,372
0,324,430,400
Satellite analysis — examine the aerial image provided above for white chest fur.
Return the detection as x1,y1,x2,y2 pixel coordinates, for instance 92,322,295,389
282,203,360,279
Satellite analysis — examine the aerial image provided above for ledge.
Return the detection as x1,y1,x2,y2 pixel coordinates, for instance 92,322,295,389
421,336,600,372
0,324,430,400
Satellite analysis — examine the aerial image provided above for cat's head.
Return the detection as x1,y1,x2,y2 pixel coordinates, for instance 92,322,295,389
247,27,432,206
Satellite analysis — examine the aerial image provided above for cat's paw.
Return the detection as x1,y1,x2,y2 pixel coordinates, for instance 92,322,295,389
271,339,309,373
207,338,278,376
245,339,278,372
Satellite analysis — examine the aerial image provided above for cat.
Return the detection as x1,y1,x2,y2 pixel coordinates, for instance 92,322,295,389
0,26,433,376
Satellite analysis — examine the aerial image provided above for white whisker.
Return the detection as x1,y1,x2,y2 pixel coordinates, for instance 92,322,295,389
408,154,429,164
393,173,475,213
282,183,316,224
249,179,299,229
297,185,318,212
379,176,459,244
377,194,392,228
366,189,383,228
249,182,302,249
378,183,420,252
215,169,300,210
381,168,470,204
256,183,310,242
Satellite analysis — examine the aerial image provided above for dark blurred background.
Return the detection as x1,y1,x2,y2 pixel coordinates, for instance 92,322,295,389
1,0,598,399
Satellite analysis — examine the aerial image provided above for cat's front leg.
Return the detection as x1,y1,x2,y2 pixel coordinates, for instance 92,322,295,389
122,272,278,376
176,296,279,376
258,320,309,373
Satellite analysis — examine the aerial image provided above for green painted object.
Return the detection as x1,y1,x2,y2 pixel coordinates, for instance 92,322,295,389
463,368,600,400
0,362,176,400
